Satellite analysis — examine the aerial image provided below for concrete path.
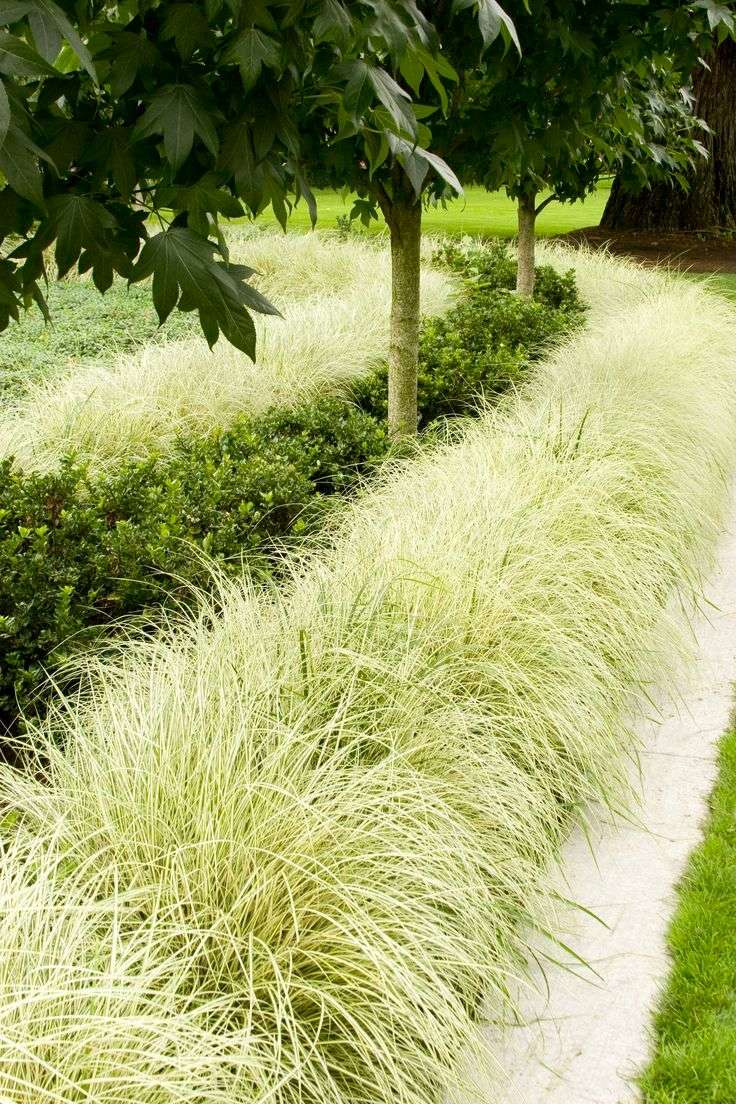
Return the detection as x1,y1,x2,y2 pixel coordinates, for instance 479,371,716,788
475,508,736,1104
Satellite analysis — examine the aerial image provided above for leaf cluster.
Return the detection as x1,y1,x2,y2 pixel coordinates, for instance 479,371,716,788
0,0,510,349
432,0,736,205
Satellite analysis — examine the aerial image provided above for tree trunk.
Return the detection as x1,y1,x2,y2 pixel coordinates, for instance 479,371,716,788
384,194,422,438
516,191,536,296
601,38,736,231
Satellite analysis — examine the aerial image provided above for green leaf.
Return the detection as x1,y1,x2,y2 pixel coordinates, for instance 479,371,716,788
0,124,45,207
413,46,455,113
475,0,520,52
368,0,413,54
387,133,427,195
161,3,210,60
416,147,463,194
130,228,280,357
25,0,96,78
313,0,351,43
162,174,244,235
134,84,218,171
0,1,32,23
295,167,316,226
107,32,159,98
0,31,56,77
694,0,734,31
47,194,117,277
223,26,280,91
241,0,277,31
342,59,373,117
399,51,424,96
28,7,61,62
106,127,136,199
0,78,9,150
218,119,263,211
368,66,415,135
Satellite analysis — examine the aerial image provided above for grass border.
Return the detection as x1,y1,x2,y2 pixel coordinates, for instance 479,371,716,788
640,695,736,1103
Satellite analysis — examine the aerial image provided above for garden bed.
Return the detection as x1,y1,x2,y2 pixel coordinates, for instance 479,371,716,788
1,244,735,1104
0,233,581,742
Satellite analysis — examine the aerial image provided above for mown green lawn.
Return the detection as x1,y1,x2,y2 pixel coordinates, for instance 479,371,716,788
254,182,736,299
688,273,736,300
0,278,196,398
639,715,736,1104
256,180,613,238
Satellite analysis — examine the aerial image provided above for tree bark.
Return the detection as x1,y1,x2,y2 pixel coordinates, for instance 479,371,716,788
601,38,736,231
516,191,536,296
384,194,422,438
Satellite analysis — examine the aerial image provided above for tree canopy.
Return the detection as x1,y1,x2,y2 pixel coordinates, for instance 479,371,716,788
602,7,736,230
436,0,735,208
0,0,483,354
425,0,736,295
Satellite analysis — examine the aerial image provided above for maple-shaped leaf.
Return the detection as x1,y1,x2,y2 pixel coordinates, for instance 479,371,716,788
161,3,211,60
130,228,280,357
222,26,280,91
0,123,51,207
160,174,244,235
107,31,159,98
26,0,95,75
313,0,351,44
46,194,117,278
134,84,218,171
218,118,267,213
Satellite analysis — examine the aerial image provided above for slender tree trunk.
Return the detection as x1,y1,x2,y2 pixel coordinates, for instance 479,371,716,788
384,194,422,438
516,191,536,296
601,38,736,231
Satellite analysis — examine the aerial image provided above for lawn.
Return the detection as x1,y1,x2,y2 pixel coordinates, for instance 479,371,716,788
255,179,614,238
255,181,736,301
639,713,736,1103
0,280,196,398
688,272,736,301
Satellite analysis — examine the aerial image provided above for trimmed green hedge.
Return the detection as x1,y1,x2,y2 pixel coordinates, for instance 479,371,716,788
0,244,584,736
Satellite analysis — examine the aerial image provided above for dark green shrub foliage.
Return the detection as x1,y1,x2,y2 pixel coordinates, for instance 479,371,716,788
0,241,584,740
0,401,389,734
353,241,584,425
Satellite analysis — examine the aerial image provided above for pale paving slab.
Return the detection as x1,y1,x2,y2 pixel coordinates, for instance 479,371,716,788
473,510,736,1104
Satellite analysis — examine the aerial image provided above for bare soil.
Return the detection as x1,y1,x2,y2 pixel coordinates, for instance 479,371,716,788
556,225,736,273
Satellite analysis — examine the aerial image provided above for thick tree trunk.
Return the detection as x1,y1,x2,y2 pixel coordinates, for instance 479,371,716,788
516,191,536,296
385,195,422,438
601,39,736,231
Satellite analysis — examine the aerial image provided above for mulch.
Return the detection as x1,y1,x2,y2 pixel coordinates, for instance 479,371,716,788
555,226,736,274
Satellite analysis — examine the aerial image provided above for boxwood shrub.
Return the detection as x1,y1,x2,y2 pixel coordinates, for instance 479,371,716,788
0,243,585,739
352,241,583,424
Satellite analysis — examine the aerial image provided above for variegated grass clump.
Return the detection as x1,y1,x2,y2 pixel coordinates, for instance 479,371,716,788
2,247,736,1104
0,229,454,472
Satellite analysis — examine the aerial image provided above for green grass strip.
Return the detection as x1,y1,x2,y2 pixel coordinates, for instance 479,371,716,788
641,708,736,1103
